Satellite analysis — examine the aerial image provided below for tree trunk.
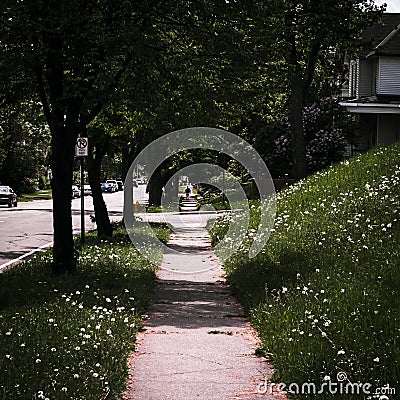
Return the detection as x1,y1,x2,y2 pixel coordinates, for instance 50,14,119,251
38,33,79,274
163,175,178,207
148,167,163,206
288,78,308,180
121,146,132,183
87,155,113,237
51,125,76,274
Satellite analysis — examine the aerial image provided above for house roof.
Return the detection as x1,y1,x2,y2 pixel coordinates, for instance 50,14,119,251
361,13,400,57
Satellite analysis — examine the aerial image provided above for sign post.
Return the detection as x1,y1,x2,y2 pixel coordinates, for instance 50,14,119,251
75,137,89,243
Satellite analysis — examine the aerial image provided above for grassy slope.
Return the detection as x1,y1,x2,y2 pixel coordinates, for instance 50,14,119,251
0,223,169,400
210,143,400,398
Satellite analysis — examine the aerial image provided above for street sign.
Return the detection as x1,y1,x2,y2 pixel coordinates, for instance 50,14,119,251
75,137,88,242
75,137,89,157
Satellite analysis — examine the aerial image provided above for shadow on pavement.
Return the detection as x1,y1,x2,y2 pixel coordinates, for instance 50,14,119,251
144,279,248,331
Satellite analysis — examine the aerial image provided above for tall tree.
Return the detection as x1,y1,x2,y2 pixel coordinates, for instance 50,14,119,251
248,0,383,179
0,42,49,193
282,0,382,179
0,0,161,273
86,123,113,238
0,101,49,193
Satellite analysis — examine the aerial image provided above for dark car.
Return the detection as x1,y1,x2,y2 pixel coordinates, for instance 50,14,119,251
116,180,124,191
101,182,114,193
106,179,118,192
0,186,18,207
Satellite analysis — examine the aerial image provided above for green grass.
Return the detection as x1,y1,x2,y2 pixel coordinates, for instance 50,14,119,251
199,194,231,211
19,189,53,202
210,143,400,399
0,223,170,399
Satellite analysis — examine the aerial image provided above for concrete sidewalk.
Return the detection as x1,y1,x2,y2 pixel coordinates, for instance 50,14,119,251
124,215,282,399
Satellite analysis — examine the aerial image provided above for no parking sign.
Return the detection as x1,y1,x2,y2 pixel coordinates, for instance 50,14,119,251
75,137,88,243
75,137,88,157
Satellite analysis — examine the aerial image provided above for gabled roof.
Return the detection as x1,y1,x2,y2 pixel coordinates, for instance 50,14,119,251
361,13,400,57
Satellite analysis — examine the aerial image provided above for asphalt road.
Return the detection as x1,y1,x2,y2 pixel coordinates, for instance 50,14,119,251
0,183,228,270
0,185,149,269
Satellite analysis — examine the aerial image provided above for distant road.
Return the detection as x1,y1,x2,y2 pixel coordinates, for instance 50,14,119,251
0,189,128,268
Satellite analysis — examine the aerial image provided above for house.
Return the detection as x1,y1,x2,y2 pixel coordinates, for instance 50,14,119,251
339,13,400,152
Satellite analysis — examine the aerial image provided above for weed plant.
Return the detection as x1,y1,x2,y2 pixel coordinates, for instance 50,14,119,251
0,223,169,399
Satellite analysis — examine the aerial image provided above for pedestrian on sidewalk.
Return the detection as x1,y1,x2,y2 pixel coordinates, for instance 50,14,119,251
185,186,191,199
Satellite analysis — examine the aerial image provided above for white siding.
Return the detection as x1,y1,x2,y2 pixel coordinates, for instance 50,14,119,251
377,57,400,95
349,60,358,97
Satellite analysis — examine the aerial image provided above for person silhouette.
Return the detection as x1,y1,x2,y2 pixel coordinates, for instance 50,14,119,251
185,186,191,198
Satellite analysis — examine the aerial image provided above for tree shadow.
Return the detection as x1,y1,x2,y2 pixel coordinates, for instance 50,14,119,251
143,278,248,331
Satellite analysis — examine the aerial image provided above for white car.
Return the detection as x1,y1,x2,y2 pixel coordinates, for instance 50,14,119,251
72,185,80,198
106,179,118,192
83,185,92,196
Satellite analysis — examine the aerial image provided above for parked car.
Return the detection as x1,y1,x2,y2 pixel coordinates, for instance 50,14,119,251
106,179,118,192
116,180,124,191
72,185,80,198
83,185,92,196
0,186,17,207
101,182,114,193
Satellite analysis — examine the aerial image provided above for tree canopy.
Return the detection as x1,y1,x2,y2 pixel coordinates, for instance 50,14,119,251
0,0,385,273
